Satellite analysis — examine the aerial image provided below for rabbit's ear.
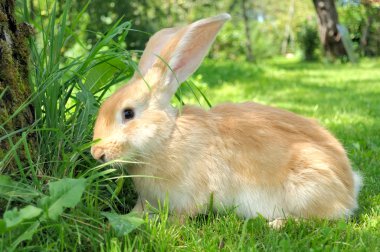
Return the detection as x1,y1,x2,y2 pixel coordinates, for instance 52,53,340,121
162,13,230,82
132,27,181,79
138,14,230,105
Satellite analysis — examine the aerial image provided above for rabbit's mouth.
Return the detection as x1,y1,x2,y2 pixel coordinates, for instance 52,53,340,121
106,145,143,166
91,139,132,163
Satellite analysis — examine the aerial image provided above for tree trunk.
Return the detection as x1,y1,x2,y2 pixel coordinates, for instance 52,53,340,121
241,0,254,62
312,0,347,59
0,0,34,169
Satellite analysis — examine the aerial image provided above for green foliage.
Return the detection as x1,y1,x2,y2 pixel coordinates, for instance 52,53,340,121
1,175,144,250
0,177,85,249
102,212,144,237
75,0,229,50
25,0,318,61
22,0,380,64
215,21,281,60
38,178,86,220
1,1,144,250
0,175,39,201
3,205,42,228
297,18,320,61
20,0,134,177
7,222,40,251
338,2,380,57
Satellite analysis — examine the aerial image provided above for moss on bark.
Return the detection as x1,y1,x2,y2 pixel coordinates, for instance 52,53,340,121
0,0,35,170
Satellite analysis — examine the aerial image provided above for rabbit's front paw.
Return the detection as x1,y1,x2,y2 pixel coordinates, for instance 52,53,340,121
269,218,286,229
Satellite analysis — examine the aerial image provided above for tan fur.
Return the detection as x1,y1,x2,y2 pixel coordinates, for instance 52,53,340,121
91,14,361,220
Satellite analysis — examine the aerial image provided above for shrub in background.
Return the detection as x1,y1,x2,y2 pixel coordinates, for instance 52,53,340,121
338,2,380,57
213,21,281,61
297,18,320,61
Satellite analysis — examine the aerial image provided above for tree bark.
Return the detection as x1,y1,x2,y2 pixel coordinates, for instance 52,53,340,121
241,0,254,62
312,0,347,59
0,0,34,169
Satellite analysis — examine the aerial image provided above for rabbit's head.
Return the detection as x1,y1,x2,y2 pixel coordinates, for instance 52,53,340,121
91,14,230,162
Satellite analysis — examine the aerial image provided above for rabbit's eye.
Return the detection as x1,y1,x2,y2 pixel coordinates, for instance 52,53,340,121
123,108,134,121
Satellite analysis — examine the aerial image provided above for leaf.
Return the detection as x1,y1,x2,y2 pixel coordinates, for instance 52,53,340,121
10,221,40,251
83,58,125,92
0,175,16,194
38,178,86,220
102,212,144,236
353,142,361,150
4,205,42,228
0,175,39,200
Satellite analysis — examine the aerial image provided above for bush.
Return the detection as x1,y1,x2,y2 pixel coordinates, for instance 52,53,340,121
338,3,380,57
213,21,282,61
297,18,320,61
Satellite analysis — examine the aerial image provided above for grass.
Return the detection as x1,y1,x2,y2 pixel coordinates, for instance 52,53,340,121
1,2,379,250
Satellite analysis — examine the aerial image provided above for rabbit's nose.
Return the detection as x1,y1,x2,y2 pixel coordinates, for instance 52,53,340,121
91,146,106,163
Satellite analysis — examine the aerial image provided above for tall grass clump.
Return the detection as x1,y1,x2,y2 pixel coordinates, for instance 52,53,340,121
0,0,145,250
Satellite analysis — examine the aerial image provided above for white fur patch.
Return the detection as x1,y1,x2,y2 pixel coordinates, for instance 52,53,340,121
129,123,158,151
231,186,286,219
353,171,363,204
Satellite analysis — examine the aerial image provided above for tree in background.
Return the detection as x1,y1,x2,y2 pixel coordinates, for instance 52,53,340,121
312,0,348,59
338,0,380,57
24,0,378,64
0,0,35,169
75,0,227,50
26,0,314,61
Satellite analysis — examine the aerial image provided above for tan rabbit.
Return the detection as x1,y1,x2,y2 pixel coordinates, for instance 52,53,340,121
91,14,362,224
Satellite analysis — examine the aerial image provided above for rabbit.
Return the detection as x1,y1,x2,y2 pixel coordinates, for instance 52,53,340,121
91,13,362,225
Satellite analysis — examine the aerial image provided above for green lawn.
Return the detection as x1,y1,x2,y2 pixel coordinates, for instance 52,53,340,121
120,58,380,251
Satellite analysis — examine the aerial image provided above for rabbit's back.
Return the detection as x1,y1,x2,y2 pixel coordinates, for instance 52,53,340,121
209,102,353,185
175,102,359,218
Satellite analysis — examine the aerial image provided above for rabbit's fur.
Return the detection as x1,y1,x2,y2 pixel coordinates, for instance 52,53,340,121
91,14,362,221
